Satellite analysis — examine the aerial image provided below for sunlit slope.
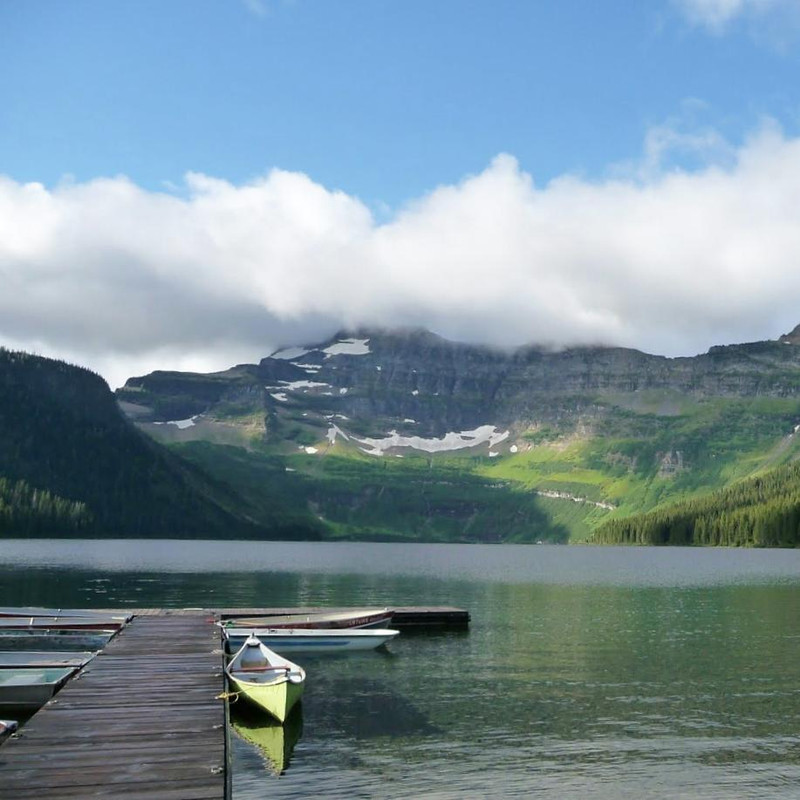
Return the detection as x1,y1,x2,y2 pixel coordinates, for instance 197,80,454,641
477,394,800,539
173,389,800,543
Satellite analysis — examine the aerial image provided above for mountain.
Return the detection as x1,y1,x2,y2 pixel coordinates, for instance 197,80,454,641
0,349,321,539
115,326,800,544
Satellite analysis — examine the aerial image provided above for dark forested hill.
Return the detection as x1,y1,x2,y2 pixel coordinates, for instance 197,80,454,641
0,349,321,539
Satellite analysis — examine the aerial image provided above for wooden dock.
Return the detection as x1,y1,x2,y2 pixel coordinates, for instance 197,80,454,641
0,614,227,799
0,605,467,798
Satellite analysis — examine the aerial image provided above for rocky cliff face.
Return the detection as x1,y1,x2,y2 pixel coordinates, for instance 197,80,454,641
117,325,800,447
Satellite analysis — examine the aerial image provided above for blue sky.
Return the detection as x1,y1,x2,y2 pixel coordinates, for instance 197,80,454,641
2,0,800,385
3,0,798,207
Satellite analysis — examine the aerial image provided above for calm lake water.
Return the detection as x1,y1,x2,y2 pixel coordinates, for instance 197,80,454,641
2,539,800,799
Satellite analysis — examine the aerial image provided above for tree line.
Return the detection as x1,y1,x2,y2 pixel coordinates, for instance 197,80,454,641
593,462,800,547
0,477,93,536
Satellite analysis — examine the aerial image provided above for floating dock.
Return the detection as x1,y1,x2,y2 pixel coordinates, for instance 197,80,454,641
0,605,468,798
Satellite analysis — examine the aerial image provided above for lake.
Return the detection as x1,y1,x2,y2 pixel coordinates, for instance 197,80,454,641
1,539,800,798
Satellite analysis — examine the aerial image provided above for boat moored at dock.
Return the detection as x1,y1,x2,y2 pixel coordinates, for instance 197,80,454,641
0,667,77,713
0,615,128,631
0,651,97,669
223,626,400,655
225,635,305,723
0,629,117,651
0,607,131,623
224,607,393,630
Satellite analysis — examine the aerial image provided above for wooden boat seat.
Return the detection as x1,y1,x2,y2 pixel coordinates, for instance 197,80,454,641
235,665,291,672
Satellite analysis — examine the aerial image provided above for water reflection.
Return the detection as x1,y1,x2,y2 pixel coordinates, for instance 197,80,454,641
231,702,304,776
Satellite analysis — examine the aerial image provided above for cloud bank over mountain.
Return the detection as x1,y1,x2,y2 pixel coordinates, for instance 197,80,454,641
3,124,800,387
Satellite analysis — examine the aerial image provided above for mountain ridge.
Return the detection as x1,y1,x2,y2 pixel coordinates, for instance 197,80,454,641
113,324,800,544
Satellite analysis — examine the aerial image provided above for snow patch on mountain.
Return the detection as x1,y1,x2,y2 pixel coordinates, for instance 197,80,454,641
323,338,370,357
271,346,311,360
327,424,350,444
154,415,199,429
355,425,509,457
292,362,322,373
279,380,330,391
270,392,289,402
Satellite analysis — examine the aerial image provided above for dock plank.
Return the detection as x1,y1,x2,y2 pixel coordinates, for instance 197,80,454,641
0,615,226,800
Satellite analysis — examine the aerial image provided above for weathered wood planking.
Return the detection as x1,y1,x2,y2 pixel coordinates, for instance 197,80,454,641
0,614,227,800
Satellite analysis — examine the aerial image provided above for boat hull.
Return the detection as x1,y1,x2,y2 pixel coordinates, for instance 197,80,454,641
226,637,306,723
0,630,115,651
0,616,126,631
0,668,76,712
227,608,393,630
0,651,97,669
229,673,304,723
224,628,400,655
0,607,129,621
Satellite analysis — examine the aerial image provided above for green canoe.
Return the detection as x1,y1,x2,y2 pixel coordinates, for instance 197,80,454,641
226,635,305,723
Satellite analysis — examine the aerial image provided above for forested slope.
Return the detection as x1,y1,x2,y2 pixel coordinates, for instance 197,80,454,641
593,462,800,547
0,349,320,539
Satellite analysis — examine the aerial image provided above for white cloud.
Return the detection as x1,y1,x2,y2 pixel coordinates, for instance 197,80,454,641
243,0,268,18
3,123,800,387
674,0,800,36
676,0,749,29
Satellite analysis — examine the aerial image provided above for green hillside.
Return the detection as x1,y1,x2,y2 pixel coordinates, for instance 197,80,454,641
177,441,570,543
476,394,800,539
172,390,800,544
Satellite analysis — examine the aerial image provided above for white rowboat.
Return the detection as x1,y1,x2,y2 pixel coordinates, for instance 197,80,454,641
225,607,393,630
224,627,400,655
